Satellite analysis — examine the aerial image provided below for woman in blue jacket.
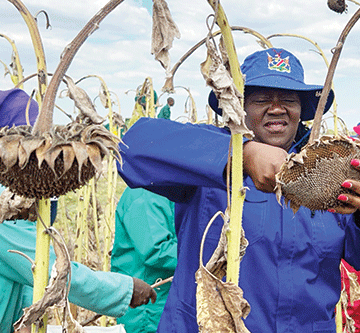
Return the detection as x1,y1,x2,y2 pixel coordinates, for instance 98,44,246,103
117,48,360,333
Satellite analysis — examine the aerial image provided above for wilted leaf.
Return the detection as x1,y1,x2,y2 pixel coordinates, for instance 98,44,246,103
61,144,76,175
35,133,53,168
200,38,253,139
196,267,250,333
70,141,90,175
64,76,105,124
196,211,250,332
13,227,71,331
206,222,248,280
18,136,45,168
151,0,181,72
86,144,103,173
99,82,111,109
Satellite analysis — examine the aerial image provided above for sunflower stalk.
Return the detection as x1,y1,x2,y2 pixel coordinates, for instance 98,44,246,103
82,184,91,262
7,0,48,105
31,199,51,333
75,187,85,263
206,0,245,286
32,0,125,136
145,77,156,117
309,7,360,143
90,178,102,261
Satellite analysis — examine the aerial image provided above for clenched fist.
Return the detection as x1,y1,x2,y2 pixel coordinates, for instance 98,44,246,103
130,277,157,308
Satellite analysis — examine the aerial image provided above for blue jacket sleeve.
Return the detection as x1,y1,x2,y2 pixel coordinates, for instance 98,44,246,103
117,118,231,202
0,220,133,318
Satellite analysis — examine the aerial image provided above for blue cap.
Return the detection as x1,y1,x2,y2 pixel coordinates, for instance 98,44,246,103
208,48,334,121
0,88,39,127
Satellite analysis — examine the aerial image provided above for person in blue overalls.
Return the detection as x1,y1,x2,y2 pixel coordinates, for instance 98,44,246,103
117,48,360,332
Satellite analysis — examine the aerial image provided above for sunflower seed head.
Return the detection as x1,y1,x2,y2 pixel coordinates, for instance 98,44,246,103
276,135,360,213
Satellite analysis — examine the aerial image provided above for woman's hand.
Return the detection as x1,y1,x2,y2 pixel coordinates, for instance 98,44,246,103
243,141,288,192
330,159,360,214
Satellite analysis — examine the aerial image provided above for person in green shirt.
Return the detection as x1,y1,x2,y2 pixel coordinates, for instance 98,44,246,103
0,185,157,333
111,187,177,333
157,97,174,120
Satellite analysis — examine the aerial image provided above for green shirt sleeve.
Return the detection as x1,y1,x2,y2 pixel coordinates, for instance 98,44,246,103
0,219,133,319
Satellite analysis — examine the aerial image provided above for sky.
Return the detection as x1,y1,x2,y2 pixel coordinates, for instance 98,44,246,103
0,0,360,132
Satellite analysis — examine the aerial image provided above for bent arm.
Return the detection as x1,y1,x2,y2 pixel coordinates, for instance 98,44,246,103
0,220,134,318
117,118,230,202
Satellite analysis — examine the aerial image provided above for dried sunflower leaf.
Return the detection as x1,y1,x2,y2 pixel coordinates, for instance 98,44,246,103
200,39,253,139
196,267,250,332
99,82,111,109
61,145,76,175
35,134,53,168
65,76,105,124
151,0,180,72
70,140,89,168
13,227,71,331
196,211,250,332
44,145,63,174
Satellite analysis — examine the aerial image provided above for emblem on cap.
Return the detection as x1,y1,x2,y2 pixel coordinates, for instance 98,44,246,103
267,51,291,73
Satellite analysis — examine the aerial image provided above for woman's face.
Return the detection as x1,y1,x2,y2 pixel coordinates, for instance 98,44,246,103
244,88,302,151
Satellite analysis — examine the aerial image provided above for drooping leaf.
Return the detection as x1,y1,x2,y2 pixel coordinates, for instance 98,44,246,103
200,38,253,139
151,0,180,72
13,227,71,331
64,76,105,124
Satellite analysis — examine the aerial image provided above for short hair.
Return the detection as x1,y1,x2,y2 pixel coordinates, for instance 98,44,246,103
167,97,175,104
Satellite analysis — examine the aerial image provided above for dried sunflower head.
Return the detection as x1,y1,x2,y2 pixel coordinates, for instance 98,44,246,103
327,0,347,13
0,122,121,199
275,135,360,213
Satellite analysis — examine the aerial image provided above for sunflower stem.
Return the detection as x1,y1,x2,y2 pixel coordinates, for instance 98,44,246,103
207,0,245,286
309,7,360,143
7,0,48,106
32,0,125,135
31,199,51,333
